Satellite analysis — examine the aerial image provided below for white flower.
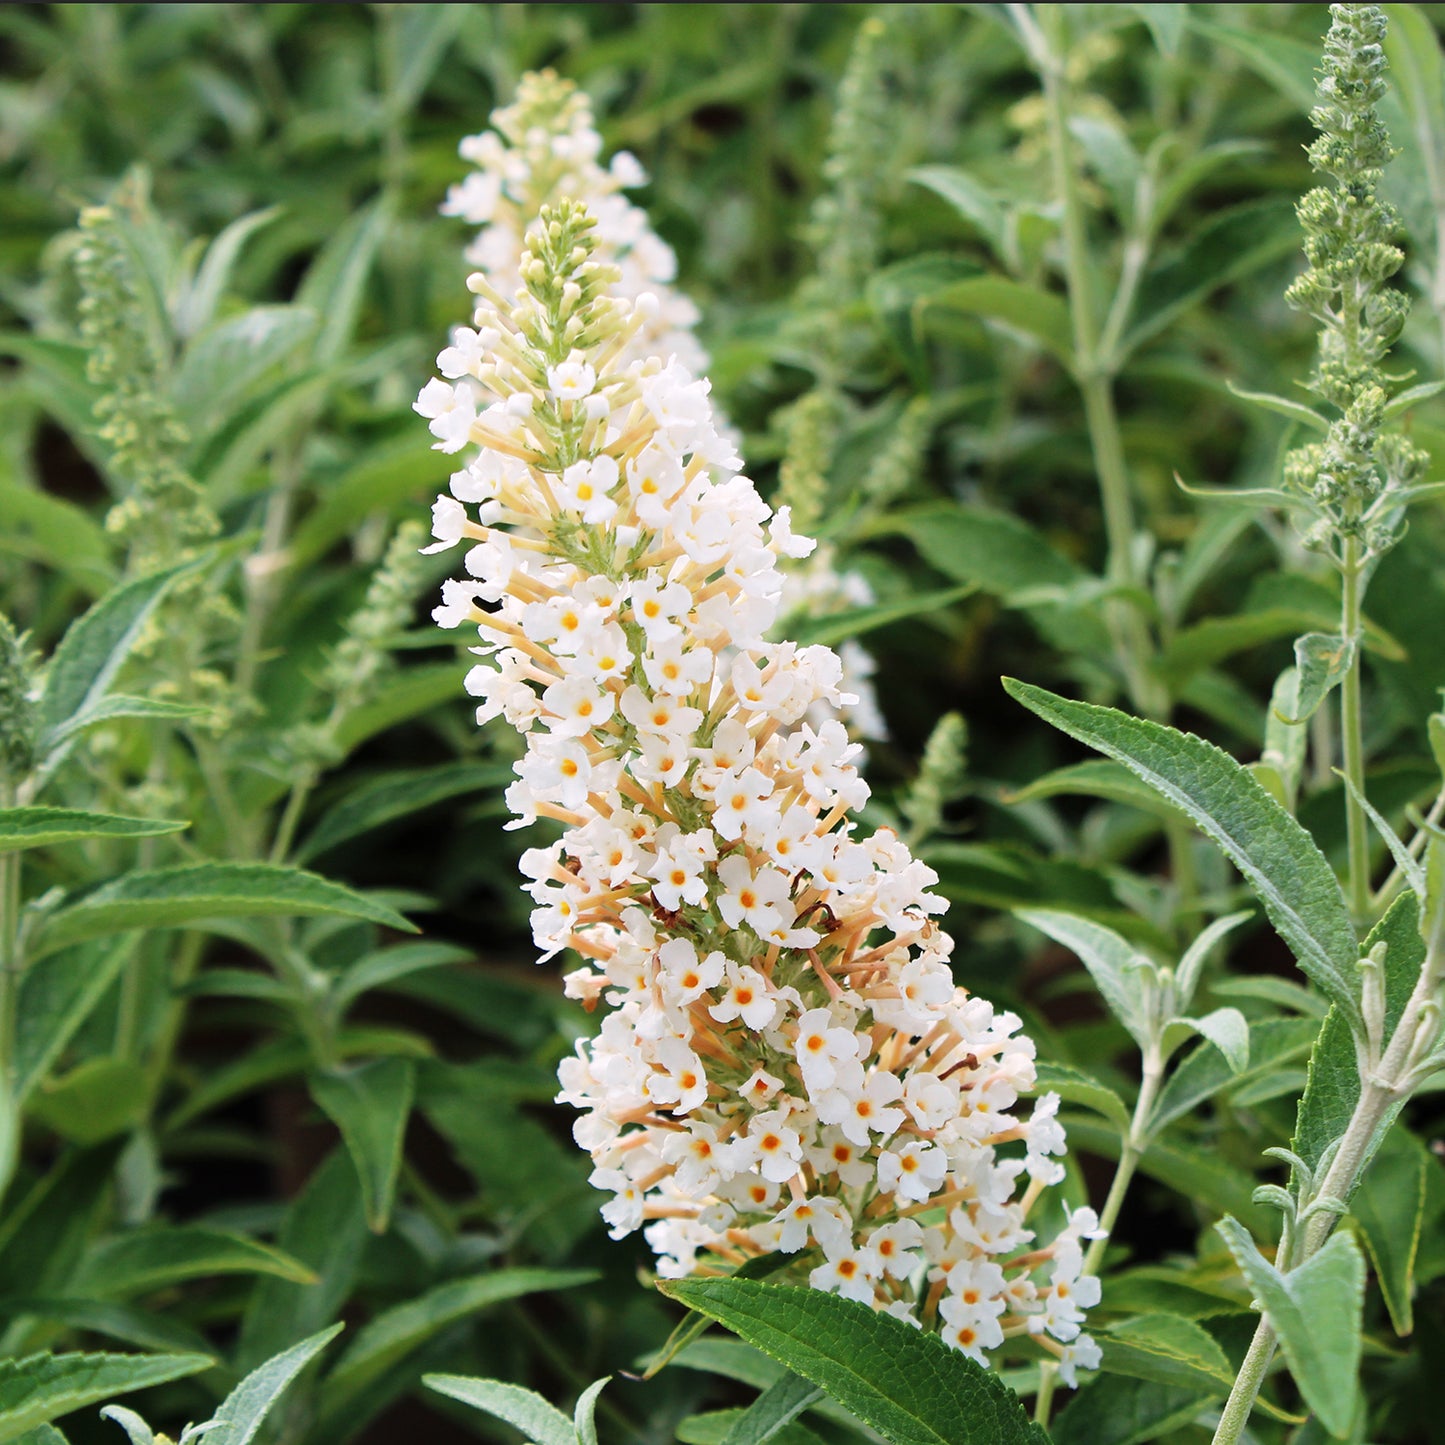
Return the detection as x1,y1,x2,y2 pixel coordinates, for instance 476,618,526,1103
548,359,597,400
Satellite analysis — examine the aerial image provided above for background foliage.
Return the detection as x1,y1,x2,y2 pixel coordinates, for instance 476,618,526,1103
3,4,1445,1443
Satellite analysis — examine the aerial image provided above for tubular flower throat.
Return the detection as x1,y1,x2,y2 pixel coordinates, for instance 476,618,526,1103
418,199,1099,1381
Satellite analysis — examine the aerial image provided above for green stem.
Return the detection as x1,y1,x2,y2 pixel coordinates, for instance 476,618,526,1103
1340,540,1370,920
1033,1362,1059,1425
270,775,315,865
0,780,20,1205
1211,1320,1278,1445
1085,1048,1164,1277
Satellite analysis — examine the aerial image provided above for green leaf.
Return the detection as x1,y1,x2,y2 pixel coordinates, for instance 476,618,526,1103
1278,633,1355,725
719,1373,823,1445
906,167,1006,255
1169,1007,1250,1073
1017,909,1156,1049
325,1271,595,1416
1098,1313,1232,1395
1225,383,1327,433
0,1351,211,1445
1002,679,1360,1024
331,941,472,1013
33,863,417,958
867,505,1082,600
424,1375,575,1445
0,1298,208,1357
172,304,318,438
679,1410,825,1445
237,1149,367,1371
1003,760,1183,822
1033,1061,1131,1135
295,762,511,863
1149,1017,1319,1133
573,1376,609,1445
295,197,392,362
331,664,461,755
1350,1127,1428,1335
38,563,196,744
176,205,282,339
97,1405,153,1445
204,1325,344,1445
1175,910,1254,1006
0,809,186,857
789,586,976,650
27,1059,152,1145
1259,667,1308,812
1119,3,1187,55
0,478,112,595
1189,19,1319,111
1216,1219,1365,1435
1122,198,1300,358
42,696,211,750
288,437,452,570
657,1278,1042,1445
927,276,1075,367
73,1228,315,1298
1051,1373,1211,1445
1293,893,1422,1175
309,1059,415,1233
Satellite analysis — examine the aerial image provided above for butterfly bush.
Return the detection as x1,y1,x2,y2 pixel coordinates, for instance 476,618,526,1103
432,68,886,743
416,198,1099,1381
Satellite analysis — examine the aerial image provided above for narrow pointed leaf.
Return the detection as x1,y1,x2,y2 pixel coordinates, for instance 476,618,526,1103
97,1406,152,1445
203,1325,344,1445
0,810,186,857
39,563,197,743
658,1277,1043,1445
1033,1062,1131,1135
33,864,417,958
720,1372,822,1445
574,1376,610,1445
332,941,472,1012
42,697,210,751
74,1228,315,1298
1278,633,1354,724
321,1268,595,1414
1098,1313,1232,1394
1216,1219,1364,1435
309,1058,415,1233
1350,1128,1428,1335
1175,910,1253,1006
1180,1007,1250,1073
0,1352,211,1445
1017,909,1156,1048
1002,680,1360,1024
927,276,1074,366
424,1375,575,1445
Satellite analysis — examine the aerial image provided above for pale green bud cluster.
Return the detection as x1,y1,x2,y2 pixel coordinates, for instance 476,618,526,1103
809,15,893,302
1281,4,1426,563
902,710,968,847
777,387,844,535
0,615,37,787
72,177,218,569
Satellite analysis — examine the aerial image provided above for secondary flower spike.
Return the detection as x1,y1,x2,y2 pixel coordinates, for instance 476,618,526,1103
418,199,1099,1380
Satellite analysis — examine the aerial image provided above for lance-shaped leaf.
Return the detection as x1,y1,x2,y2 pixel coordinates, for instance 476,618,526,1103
1097,1313,1233,1395
1162,1007,1250,1073
32,864,416,958
203,1325,344,1445
717,1372,822,1445
0,1351,211,1445
1003,680,1361,1026
38,562,198,746
573,1377,609,1445
1216,1218,1365,1436
658,1278,1045,1445
1276,633,1355,725
1350,1127,1428,1336
0,810,186,858
320,1268,595,1416
1017,909,1157,1049
1175,910,1254,1007
42,697,209,752
1034,1061,1131,1135
425,1375,575,1445
73,1228,314,1298
309,1058,415,1233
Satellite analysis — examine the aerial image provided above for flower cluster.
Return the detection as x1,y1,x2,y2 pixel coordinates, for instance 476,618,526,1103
438,68,886,744
418,199,1098,1382
442,68,706,376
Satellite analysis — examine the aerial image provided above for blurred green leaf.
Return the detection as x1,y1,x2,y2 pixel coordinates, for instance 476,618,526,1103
309,1057,415,1233
74,1227,315,1298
